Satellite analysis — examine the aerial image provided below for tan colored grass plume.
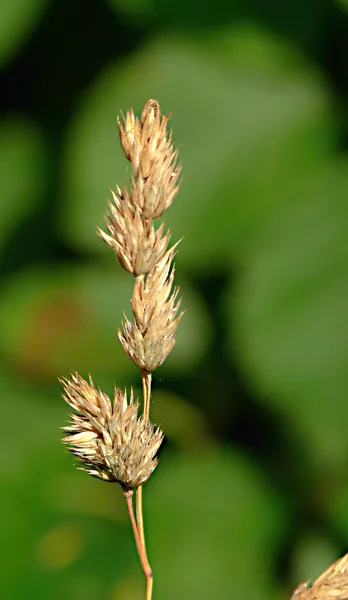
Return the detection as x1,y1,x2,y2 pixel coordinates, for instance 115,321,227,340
60,99,182,600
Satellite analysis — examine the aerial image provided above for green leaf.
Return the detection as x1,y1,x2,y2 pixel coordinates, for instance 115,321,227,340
106,0,326,50
0,0,48,69
228,160,348,470
147,449,285,600
59,29,334,272
0,118,46,252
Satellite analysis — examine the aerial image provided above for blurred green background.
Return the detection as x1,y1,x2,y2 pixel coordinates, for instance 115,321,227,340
1,0,348,598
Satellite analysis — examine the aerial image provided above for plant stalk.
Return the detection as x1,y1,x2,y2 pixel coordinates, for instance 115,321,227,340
142,370,152,420
124,488,153,600
135,370,153,569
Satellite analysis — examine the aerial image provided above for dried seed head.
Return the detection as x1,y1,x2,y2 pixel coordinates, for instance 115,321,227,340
117,99,181,219
98,184,170,276
290,553,348,600
61,373,163,487
118,245,183,372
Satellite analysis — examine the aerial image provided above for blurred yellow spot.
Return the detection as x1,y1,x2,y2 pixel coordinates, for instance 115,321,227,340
110,572,143,600
37,523,84,569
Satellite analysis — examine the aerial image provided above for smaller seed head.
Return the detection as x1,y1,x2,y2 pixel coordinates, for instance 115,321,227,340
118,244,183,372
98,184,170,276
117,99,181,219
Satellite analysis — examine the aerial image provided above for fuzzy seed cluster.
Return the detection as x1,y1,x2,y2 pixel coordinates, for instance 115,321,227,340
62,373,163,488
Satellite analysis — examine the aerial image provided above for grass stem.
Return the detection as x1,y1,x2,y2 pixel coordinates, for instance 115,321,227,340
124,488,153,600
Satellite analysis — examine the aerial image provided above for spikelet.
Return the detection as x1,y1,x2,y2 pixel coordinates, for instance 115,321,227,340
97,184,170,275
118,245,183,372
61,373,163,488
290,553,348,600
117,99,181,219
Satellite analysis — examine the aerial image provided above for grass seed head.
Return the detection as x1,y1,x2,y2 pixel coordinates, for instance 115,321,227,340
61,373,163,488
98,184,170,276
117,99,181,219
290,553,348,600
118,245,183,372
